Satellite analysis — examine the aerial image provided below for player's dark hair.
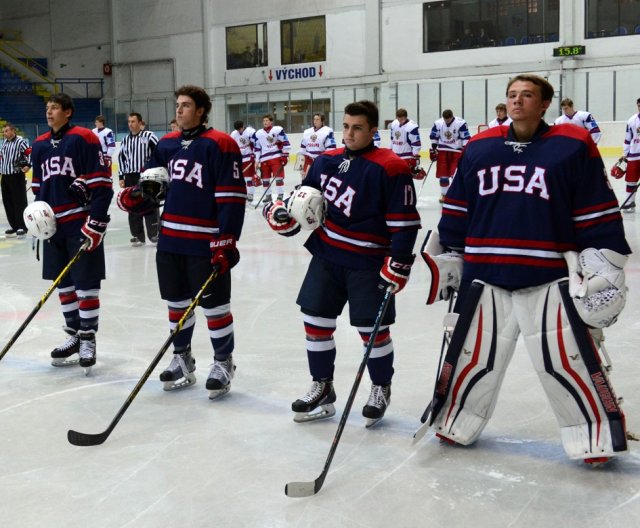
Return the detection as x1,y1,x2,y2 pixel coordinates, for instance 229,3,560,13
344,100,378,129
636,97,640,104
48,93,74,118
506,74,554,102
396,108,408,119
128,112,143,122
495,103,507,111
442,109,454,120
95,115,106,124
560,97,574,107
314,113,325,123
233,120,244,130
175,85,212,124
263,114,274,122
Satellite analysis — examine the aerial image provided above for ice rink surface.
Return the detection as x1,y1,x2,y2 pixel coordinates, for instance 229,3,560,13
0,159,639,528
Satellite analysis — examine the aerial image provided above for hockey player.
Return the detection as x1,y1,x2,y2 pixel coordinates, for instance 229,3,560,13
487,103,512,128
230,120,257,203
422,74,630,465
389,108,422,171
117,85,245,399
252,115,291,203
298,113,336,177
30,93,113,372
610,97,640,212
264,100,421,426
92,115,116,169
554,98,602,144
429,109,470,200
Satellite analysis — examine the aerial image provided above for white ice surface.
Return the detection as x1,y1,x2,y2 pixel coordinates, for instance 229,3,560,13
0,159,639,528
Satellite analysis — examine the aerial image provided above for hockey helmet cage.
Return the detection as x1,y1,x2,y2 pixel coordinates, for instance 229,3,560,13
140,167,170,200
287,186,326,231
23,201,57,240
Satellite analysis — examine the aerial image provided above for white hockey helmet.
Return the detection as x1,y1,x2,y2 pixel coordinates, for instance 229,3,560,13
287,186,326,231
23,201,57,240
140,166,170,200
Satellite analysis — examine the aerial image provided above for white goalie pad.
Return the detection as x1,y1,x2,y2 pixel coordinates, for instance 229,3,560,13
430,281,520,446
287,186,326,231
514,281,627,460
564,249,628,328
294,155,305,171
420,230,464,304
23,201,57,240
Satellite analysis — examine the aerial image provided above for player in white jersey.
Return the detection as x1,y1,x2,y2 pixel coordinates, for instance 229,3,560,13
487,103,512,128
554,98,602,144
92,115,116,168
389,108,422,171
298,113,336,177
611,97,640,212
429,109,470,199
231,120,258,203
252,115,291,203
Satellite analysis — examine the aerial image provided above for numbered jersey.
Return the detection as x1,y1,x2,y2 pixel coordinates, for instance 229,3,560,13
430,117,470,153
230,126,256,163
299,125,336,160
389,118,421,160
146,128,246,257
623,112,640,161
301,146,421,270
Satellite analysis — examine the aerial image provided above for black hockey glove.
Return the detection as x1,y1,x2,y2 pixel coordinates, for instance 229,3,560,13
69,177,91,206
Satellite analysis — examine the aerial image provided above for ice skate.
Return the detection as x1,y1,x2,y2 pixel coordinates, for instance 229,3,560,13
292,379,336,423
206,355,236,399
262,194,272,204
621,202,635,213
78,332,96,375
159,347,196,391
362,383,391,428
51,327,80,367
246,195,254,205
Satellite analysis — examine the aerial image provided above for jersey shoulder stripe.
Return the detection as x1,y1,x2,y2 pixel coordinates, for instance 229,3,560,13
467,126,506,146
68,126,101,145
545,124,600,156
203,129,241,154
363,148,410,176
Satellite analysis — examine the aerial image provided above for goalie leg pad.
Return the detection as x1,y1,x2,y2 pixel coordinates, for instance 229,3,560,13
430,281,520,445
514,280,627,460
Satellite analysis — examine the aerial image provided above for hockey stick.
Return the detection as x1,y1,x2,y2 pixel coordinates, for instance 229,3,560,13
416,160,435,199
0,239,90,363
67,268,219,446
285,285,394,498
254,163,285,209
619,189,636,211
412,290,457,445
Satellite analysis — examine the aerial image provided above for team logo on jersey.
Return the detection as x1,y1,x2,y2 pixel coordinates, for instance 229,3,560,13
50,138,61,149
240,137,248,145
394,131,401,139
181,139,193,150
337,158,351,174
310,133,318,142
267,135,275,144
504,141,531,154
444,131,453,140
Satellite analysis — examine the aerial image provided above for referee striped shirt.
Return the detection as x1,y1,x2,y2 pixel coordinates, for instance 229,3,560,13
118,129,159,179
0,135,30,175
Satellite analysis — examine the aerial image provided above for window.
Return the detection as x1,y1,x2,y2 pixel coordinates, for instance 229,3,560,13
226,23,268,70
281,16,326,65
423,0,559,52
586,0,640,39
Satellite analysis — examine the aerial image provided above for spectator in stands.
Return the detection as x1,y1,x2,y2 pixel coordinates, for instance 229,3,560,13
0,122,30,237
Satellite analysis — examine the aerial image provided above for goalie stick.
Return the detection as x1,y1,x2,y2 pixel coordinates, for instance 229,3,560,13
0,239,90,363
285,285,394,498
412,290,457,445
67,268,219,446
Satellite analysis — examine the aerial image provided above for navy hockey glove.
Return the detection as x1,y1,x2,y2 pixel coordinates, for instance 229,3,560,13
116,186,158,216
429,148,438,162
210,234,240,275
81,215,109,252
379,255,415,293
69,177,91,206
263,200,300,237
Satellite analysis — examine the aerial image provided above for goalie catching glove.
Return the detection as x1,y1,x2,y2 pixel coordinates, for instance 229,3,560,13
210,234,240,275
117,167,170,216
564,248,628,328
421,230,464,304
380,255,415,293
263,200,300,237
81,215,110,252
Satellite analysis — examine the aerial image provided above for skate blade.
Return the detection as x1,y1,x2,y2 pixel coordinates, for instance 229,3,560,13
208,385,231,400
162,373,196,391
51,356,80,367
365,416,384,428
83,365,93,376
293,403,336,423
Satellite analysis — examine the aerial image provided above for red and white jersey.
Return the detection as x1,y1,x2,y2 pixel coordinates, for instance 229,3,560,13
623,113,640,161
389,118,421,160
429,117,470,153
488,116,512,128
230,126,256,163
92,126,116,157
252,126,291,163
554,110,602,144
299,125,336,160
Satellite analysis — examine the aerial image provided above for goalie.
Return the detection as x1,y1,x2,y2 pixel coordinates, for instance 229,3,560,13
420,74,632,465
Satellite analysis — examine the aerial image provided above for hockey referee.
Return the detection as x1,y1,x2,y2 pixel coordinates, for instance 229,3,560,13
118,112,160,246
0,122,30,237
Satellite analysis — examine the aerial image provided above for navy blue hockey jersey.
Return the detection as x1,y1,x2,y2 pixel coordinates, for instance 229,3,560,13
439,122,630,290
146,129,246,258
302,146,421,270
31,124,113,232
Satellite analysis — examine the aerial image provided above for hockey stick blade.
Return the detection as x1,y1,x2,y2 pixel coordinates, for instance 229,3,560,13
67,428,110,447
284,475,325,498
